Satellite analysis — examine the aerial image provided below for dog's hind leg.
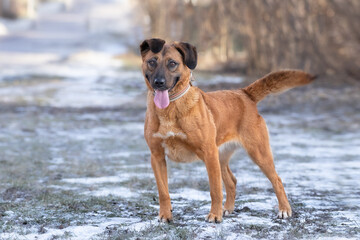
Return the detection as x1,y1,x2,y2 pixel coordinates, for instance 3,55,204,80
219,150,237,216
240,115,292,219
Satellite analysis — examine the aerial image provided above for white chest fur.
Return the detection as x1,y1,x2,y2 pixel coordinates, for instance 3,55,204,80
153,131,187,140
153,131,199,163
153,131,241,163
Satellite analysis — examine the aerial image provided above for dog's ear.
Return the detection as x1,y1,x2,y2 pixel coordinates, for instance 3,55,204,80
140,38,166,58
174,42,197,70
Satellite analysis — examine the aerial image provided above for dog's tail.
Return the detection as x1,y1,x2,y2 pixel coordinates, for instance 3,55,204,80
243,70,316,104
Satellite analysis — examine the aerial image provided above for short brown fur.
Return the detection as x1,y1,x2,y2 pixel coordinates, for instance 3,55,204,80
141,39,314,223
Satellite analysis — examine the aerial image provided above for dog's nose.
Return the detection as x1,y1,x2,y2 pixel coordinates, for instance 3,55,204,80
154,78,165,88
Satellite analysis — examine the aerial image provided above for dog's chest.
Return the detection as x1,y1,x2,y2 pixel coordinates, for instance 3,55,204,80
153,121,199,163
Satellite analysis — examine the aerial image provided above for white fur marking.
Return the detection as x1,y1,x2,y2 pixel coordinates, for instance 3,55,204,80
218,141,241,155
278,211,290,219
161,142,169,155
153,131,187,140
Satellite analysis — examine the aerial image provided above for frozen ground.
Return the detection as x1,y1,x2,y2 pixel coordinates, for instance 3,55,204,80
0,1,359,239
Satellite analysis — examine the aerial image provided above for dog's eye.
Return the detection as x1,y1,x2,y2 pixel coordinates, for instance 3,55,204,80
168,60,178,69
147,60,157,69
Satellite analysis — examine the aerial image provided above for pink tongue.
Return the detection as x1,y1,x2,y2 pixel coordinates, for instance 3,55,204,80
154,90,170,109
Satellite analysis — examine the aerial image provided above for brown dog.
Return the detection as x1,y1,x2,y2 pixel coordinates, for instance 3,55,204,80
140,38,314,223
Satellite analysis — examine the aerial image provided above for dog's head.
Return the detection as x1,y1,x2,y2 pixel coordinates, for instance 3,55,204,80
140,38,197,109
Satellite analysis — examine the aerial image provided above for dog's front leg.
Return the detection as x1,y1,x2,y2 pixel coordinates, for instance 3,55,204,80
151,151,172,222
202,147,223,223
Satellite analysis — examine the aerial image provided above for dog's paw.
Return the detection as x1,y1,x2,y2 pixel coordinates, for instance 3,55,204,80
158,210,172,223
277,207,292,219
205,212,222,223
223,206,234,217
223,209,232,217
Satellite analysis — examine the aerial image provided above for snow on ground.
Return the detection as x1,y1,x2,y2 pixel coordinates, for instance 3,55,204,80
0,217,140,240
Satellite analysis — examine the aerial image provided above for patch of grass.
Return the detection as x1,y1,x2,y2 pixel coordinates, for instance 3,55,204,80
95,222,199,240
0,186,158,235
49,231,74,240
120,177,157,191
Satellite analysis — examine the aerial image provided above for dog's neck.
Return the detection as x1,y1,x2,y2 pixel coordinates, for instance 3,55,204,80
168,84,191,102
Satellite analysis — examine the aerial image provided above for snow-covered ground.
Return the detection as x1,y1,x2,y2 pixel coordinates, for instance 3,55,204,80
0,1,359,239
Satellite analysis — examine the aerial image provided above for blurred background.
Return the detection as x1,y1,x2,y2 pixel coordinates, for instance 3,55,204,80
1,0,359,76
137,0,360,77
0,0,359,239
